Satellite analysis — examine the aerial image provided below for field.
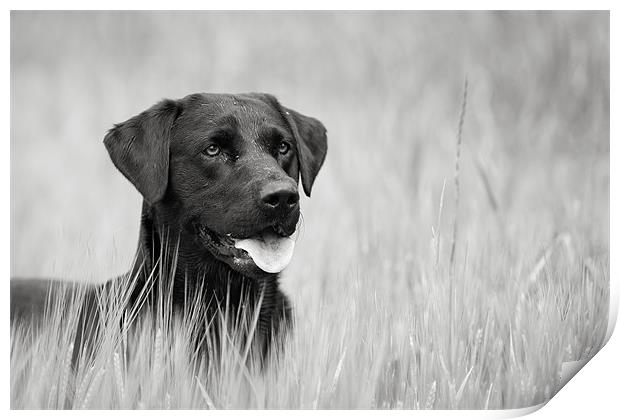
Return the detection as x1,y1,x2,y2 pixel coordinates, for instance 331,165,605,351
10,11,609,409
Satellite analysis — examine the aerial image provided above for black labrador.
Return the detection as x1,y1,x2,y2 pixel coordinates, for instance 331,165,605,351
11,92,327,359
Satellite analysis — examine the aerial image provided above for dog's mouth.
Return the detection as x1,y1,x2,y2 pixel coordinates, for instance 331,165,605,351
196,224,296,275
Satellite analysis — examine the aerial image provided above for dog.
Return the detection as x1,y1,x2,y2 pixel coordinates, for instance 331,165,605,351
11,92,327,360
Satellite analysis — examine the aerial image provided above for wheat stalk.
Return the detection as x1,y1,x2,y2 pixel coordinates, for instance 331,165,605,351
449,78,468,270
433,178,447,269
153,327,163,373
454,365,474,405
515,232,572,326
425,381,437,409
113,351,125,403
57,342,73,409
484,383,494,409
313,378,322,409
74,365,95,408
80,367,106,409
448,78,468,376
196,376,216,409
329,346,348,394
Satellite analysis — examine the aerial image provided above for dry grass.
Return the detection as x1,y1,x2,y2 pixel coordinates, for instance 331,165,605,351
10,11,609,409
10,236,609,409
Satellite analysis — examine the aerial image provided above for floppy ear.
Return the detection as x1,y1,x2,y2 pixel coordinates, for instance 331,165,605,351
103,99,181,205
283,107,328,196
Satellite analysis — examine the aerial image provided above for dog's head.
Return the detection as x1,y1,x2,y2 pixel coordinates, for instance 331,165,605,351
104,93,327,279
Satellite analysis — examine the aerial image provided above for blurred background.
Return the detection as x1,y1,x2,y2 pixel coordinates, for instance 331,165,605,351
11,11,608,289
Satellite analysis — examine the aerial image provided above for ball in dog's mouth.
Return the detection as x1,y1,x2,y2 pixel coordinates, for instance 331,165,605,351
197,224,296,274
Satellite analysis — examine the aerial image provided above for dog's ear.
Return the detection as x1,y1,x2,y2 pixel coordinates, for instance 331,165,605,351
282,108,328,197
104,99,181,205
251,93,328,197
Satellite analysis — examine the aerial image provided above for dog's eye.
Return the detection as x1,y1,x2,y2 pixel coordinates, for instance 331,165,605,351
202,144,221,157
278,141,291,155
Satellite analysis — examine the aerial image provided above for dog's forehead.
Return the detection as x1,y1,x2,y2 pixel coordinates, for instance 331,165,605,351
184,93,285,129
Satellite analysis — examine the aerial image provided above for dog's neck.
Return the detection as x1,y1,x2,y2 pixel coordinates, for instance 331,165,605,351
129,201,290,341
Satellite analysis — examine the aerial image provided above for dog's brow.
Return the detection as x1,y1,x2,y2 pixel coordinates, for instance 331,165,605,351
211,114,239,128
258,126,286,144
201,115,240,144
206,127,237,146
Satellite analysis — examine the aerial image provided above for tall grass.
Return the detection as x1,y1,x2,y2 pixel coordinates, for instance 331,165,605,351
10,231,608,409
10,11,609,409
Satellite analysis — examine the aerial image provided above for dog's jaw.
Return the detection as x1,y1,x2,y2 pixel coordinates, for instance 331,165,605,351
195,224,284,280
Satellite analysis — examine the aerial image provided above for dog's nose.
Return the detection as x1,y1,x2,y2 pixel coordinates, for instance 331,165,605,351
260,182,299,212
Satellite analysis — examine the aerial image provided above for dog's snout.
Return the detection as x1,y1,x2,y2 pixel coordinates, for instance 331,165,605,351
260,182,299,212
